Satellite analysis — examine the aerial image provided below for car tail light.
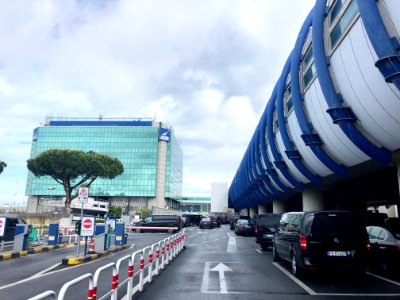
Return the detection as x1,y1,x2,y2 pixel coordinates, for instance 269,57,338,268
255,225,258,234
200,221,203,224
299,234,307,250
208,222,211,225
366,238,371,251
396,244,400,251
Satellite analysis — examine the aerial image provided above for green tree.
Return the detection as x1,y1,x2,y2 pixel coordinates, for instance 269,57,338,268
0,161,6,174
108,206,121,218
136,208,151,219
27,149,124,209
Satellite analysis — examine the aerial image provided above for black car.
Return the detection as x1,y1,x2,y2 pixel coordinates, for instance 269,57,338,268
182,214,204,226
235,218,254,236
272,211,371,277
230,217,239,230
199,217,213,229
367,224,400,275
210,216,221,227
0,216,26,242
134,214,181,233
254,213,281,250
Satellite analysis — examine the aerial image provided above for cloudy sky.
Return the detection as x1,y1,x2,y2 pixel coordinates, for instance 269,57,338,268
0,0,315,205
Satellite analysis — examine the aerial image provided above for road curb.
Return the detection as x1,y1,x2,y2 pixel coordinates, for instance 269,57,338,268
0,243,75,261
62,244,130,265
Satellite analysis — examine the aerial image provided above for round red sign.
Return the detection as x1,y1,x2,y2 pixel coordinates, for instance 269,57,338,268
83,219,92,229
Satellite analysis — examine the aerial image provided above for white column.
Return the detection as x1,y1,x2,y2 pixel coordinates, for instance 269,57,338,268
149,140,168,209
302,188,324,211
394,158,400,218
249,206,258,217
273,199,285,214
240,208,249,216
258,204,267,214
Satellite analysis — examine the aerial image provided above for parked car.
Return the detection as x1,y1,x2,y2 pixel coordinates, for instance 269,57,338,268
230,217,239,230
181,216,190,227
272,211,371,277
199,217,213,229
134,214,181,233
182,214,204,226
254,213,281,250
235,218,254,236
367,224,400,275
0,216,27,242
210,216,221,227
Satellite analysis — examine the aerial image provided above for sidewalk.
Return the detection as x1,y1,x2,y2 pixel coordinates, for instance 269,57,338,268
0,242,75,261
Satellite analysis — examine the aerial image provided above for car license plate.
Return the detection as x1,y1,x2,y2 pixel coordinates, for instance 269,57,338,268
263,234,273,238
327,251,350,257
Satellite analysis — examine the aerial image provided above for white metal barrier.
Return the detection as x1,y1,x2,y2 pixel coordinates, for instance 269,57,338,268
27,290,57,300
58,273,94,300
30,229,186,300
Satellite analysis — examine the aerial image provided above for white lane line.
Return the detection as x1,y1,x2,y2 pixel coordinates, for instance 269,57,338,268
201,262,210,293
226,233,236,253
0,262,61,290
272,262,317,295
366,272,400,286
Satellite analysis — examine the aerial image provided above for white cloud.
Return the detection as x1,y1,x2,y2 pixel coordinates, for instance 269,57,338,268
0,0,315,203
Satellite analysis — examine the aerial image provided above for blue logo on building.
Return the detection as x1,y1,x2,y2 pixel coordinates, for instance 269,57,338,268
159,128,170,142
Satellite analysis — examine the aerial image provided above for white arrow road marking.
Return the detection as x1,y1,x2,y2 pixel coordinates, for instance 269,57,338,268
211,263,233,293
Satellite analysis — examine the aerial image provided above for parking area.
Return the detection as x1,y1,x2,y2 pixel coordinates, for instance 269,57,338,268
133,225,400,299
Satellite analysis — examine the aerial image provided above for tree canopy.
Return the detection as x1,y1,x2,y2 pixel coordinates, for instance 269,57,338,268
0,161,6,174
27,149,124,209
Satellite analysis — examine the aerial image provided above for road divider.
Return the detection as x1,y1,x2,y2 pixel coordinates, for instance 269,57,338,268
29,229,186,300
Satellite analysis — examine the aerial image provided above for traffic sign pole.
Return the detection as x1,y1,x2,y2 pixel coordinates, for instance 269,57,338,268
76,187,89,257
76,202,84,257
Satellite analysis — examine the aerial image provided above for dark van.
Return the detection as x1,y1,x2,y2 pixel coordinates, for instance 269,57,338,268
0,216,27,242
134,214,181,233
272,211,371,277
254,213,281,250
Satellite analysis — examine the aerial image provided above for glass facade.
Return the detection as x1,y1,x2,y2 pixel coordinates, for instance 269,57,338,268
165,132,183,198
25,120,183,201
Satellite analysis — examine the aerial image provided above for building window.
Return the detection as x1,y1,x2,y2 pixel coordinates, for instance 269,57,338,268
284,84,294,116
273,110,279,133
329,0,359,50
302,45,316,91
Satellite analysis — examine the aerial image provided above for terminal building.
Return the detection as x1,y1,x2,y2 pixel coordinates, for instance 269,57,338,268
25,117,183,216
229,0,400,217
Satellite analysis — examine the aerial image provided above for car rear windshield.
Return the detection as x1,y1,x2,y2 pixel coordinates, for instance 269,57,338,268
237,219,249,225
311,212,365,236
257,215,281,225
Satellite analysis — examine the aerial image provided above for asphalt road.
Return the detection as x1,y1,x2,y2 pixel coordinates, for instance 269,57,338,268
0,231,172,299
133,225,400,300
1,226,400,300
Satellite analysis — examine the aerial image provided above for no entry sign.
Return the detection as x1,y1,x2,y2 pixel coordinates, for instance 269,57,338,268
0,217,5,237
80,216,95,237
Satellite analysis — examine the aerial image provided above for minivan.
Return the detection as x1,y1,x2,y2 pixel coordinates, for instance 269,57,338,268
272,211,371,277
134,214,181,233
254,213,281,250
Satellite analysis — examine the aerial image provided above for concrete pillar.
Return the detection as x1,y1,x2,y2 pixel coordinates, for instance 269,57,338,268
258,204,267,214
249,206,258,217
302,188,324,211
392,153,400,217
240,208,249,216
386,205,398,218
273,199,285,214
149,139,168,209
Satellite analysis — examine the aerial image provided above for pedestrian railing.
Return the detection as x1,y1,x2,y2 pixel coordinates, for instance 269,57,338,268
27,229,186,300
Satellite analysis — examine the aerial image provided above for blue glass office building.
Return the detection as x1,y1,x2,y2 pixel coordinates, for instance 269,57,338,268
25,118,183,215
